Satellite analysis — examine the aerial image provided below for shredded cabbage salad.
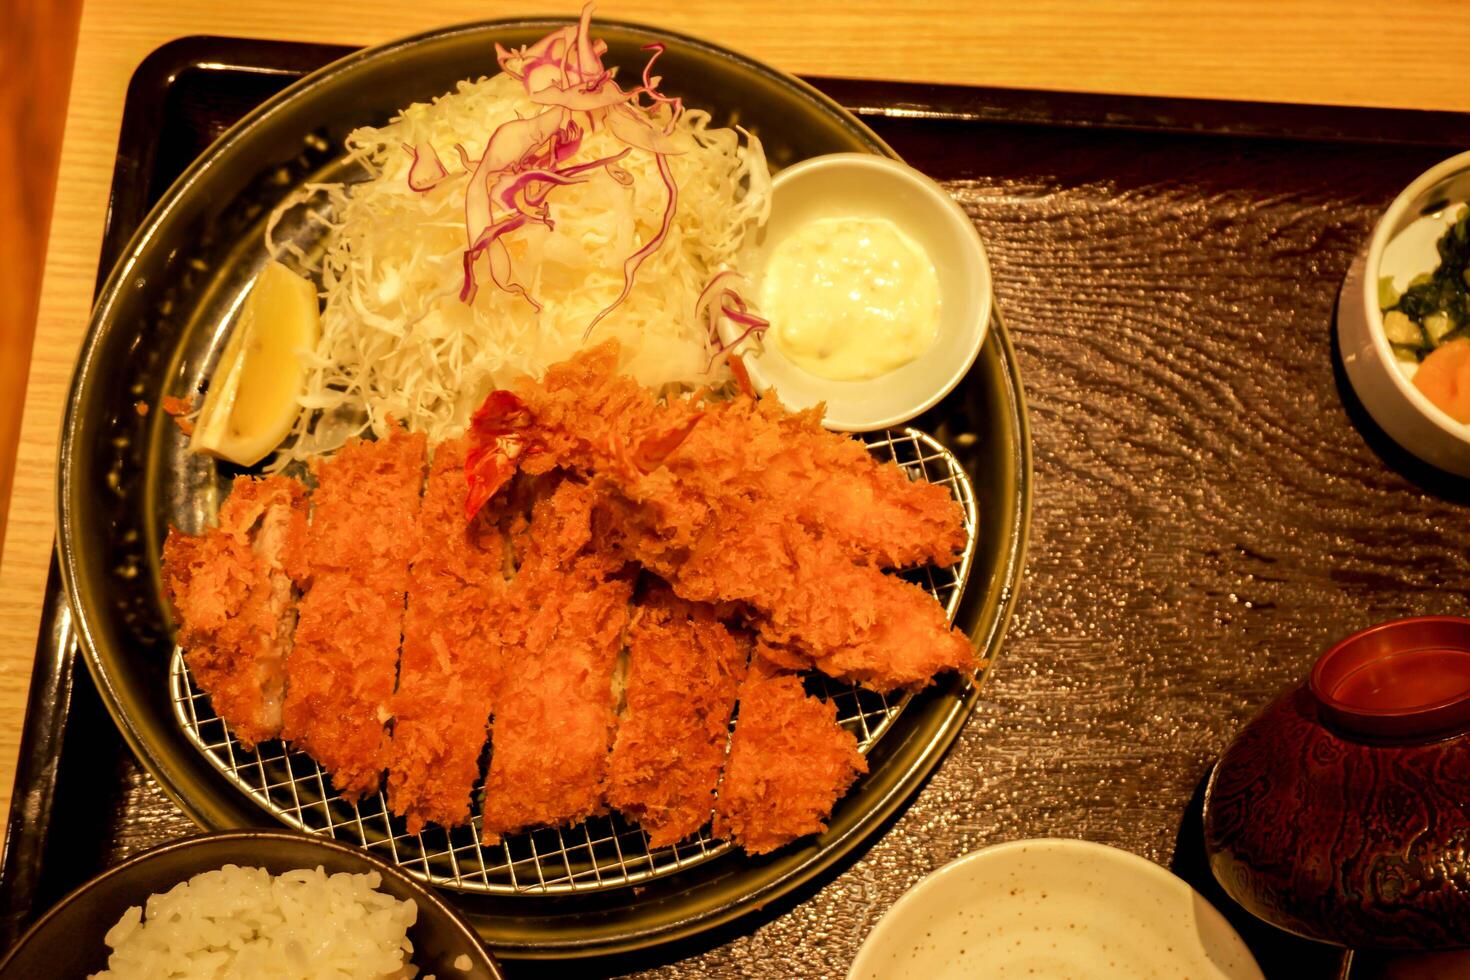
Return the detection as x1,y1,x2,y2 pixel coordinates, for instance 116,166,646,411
266,4,771,464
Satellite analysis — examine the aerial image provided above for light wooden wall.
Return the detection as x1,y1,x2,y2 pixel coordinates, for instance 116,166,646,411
0,0,84,559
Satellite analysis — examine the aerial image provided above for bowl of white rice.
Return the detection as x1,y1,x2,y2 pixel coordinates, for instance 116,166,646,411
0,830,500,979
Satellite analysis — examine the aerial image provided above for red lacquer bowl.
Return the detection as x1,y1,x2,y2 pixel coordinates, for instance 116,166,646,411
1203,616,1470,949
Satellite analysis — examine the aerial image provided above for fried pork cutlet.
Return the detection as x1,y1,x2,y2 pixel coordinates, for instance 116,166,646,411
713,662,866,855
467,344,974,692
388,437,509,834
605,585,747,848
163,475,306,749
480,480,631,843
282,427,426,800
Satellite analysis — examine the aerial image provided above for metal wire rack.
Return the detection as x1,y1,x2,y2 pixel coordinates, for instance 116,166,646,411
169,427,978,896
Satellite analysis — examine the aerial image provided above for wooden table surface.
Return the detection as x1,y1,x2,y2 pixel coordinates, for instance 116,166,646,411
4,0,1470,857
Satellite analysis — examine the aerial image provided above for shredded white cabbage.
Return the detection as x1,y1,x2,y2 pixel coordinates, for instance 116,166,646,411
265,71,771,465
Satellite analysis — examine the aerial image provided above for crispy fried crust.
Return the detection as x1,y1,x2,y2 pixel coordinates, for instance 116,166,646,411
491,344,974,692
504,343,964,569
388,437,509,833
168,344,967,849
639,396,964,570
605,585,747,848
163,475,307,750
282,427,426,800
479,480,631,843
713,662,866,855
599,493,975,691
748,556,974,691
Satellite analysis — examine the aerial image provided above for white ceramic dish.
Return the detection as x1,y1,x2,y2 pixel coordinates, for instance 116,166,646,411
1339,150,1470,477
722,153,992,431
846,838,1263,980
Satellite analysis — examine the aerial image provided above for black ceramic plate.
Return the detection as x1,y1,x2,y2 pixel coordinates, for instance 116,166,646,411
0,829,501,977
56,17,1030,956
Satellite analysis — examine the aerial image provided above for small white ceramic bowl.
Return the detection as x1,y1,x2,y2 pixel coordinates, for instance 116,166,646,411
1339,150,1470,477
723,153,992,431
847,838,1262,980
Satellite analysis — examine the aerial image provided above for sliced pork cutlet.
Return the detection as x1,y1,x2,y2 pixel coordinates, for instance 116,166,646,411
388,437,511,834
713,661,866,855
605,585,747,848
163,475,307,750
480,480,631,843
282,427,426,800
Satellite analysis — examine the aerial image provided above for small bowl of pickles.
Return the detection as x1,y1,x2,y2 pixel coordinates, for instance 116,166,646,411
1339,151,1470,477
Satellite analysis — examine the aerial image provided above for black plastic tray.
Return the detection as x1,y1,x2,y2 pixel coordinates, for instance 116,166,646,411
7,33,1470,977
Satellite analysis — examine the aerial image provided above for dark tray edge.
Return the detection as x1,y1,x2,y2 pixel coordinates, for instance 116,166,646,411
0,558,74,947
819,76,1470,146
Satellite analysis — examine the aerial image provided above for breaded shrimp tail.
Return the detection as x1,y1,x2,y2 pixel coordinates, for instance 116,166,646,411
464,343,974,693
468,342,963,569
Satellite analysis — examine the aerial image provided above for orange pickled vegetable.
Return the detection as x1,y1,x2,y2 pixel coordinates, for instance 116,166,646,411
1413,338,1470,424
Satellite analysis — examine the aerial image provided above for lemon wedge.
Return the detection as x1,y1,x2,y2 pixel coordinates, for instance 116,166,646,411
193,261,319,466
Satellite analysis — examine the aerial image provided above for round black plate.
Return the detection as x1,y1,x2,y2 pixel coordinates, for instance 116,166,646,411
57,17,1031,958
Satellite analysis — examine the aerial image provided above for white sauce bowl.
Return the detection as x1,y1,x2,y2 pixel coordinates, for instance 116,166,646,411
846,838,1263,980
1339,150,1470,476
725,153,992,431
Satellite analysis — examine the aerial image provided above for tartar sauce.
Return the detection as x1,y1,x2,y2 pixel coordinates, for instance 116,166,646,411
761,216,940,381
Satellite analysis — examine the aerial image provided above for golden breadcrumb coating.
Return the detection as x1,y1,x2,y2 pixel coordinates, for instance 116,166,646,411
480,343,974,692
388,437,510,833
283,427,426,800
167,342,970,854
606,585,747,847
163,475,306,749
713,662,866,855
480,480,631,843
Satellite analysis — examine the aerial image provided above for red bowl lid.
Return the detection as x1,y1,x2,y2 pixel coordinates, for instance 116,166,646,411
1310,616,1470,741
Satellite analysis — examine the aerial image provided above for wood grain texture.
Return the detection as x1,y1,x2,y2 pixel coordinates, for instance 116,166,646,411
0,0,84,867
0,0,82,554
3,0,1470,937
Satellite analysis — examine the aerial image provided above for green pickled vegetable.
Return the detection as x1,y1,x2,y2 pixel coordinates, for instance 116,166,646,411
1383,205,1470,362
1378,276,1401,310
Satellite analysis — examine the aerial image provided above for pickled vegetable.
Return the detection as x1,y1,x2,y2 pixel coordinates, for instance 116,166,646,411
1413,338,1470,424
1382,205,1470,361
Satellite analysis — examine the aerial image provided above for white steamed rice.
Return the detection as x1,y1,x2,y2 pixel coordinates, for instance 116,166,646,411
93,865,425,979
